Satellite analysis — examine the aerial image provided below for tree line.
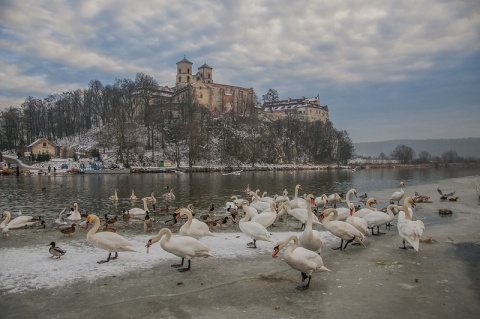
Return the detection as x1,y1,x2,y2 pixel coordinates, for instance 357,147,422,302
381,144,479,164
0,73,354,167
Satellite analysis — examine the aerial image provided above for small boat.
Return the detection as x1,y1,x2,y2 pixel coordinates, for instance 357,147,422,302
222,170,243,176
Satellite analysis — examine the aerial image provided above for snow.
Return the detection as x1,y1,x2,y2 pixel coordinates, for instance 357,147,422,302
0,231,339,295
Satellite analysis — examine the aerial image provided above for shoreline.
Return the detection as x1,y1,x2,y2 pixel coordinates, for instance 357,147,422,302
2,161,480,176
1,175,479,318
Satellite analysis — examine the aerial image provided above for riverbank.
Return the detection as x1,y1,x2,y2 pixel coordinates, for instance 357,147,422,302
1,175,479,318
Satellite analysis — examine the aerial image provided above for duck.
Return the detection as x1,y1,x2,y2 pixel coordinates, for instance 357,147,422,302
54,208,68,226
391,182,405,205
122,209,131,221
103,223,116,232
345,203,369,237
334,188,357,221
413,191,430,203
67,202,81,221
239,201,276,248
109,189,118,201
299,194,324,254
162,189,175,200
272,234,330,290
146,228,213,272
251,201,278,228
144,213,154,232
448,197,459,202
104,214,118,226
48,242,66,259
362,203,397,236
209,204,215,212
1,211,39,229
59,224,76,236
130,190,137,201
353,198,378,218
320,208,365,250
437,187,455,200
175,208,215,240
85,214,137,263
397,209,425,251
359,193,368,202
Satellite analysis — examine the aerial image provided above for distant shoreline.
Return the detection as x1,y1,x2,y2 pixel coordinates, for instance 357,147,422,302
1,161,479,176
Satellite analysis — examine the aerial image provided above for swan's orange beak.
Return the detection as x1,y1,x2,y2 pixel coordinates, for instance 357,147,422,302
272,246,279,258
145,239,152,248
319,214,325,221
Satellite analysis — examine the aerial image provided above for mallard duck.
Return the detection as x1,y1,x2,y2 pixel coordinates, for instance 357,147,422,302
122,209,131,221
105,214,118,225
103,222,116,232
49,242,66,258
448,197,459,202
59,224,76,236
144,213,153,232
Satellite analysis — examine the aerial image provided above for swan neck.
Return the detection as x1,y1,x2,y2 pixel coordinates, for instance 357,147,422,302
86,216,100,240
346,189,354,206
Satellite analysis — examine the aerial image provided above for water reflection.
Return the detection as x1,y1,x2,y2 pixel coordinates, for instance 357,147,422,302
1,167,479,221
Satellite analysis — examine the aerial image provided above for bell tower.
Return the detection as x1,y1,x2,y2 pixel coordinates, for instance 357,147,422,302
197,62,213,84
176,57,193,88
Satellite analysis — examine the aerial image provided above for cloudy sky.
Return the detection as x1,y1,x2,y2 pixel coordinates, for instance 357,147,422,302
1,0,479,142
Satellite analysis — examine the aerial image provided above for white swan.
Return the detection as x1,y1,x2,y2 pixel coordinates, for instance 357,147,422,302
363,203,397,236
67,202,81,221
398,197,416,220
162,189,175,200
334,188,357,221
397,208,424,251
272,234,330,290
247,191,270,212
278,201,321,230
146,228,213,272
241,200,258,218
391,182,405,205
345,203,369,237
259,191,275,203
299,194,324,254
146,192,156,204
128,197,149,215
290,184,306,209
130,190,137,201
320,208,365,250
230,195,244,208
175,208,215,240
54,207,67,226
239,202,276,248
314,194,328,208
327,193,343,207
1,211,38,229
109,189,118,201
275,189,289,204
85,214,137,263
251,201,278,228
353,198,378,218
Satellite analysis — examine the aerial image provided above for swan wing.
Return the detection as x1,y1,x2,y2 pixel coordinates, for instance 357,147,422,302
90,232,137,252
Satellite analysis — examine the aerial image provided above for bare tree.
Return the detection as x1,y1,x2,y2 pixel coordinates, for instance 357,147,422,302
390,144,415,164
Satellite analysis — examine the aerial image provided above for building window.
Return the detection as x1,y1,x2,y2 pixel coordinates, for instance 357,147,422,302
208,73,210,79
179,76,181,82
187,76,190,82
43,142,47,147
187,68,190,73
197,77,200,81
178,68,181,74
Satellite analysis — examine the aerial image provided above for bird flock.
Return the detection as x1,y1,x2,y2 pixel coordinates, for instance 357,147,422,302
0,181,441,290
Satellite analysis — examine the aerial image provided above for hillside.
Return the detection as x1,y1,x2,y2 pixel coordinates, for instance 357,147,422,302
353,138,480,158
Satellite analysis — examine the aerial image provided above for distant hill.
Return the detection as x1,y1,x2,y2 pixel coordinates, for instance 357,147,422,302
353,138,480,158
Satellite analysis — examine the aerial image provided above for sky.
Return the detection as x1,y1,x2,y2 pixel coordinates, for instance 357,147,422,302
0,230,339,294
0,0,479,143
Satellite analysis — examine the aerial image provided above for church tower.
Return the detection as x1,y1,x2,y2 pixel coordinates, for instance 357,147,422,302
176,57,193,88
197,62,213,84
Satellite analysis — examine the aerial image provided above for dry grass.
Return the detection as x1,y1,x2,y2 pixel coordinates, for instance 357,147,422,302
420,236,438,244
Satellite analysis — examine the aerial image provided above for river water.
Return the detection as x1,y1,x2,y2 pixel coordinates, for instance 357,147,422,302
1,166,479,226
